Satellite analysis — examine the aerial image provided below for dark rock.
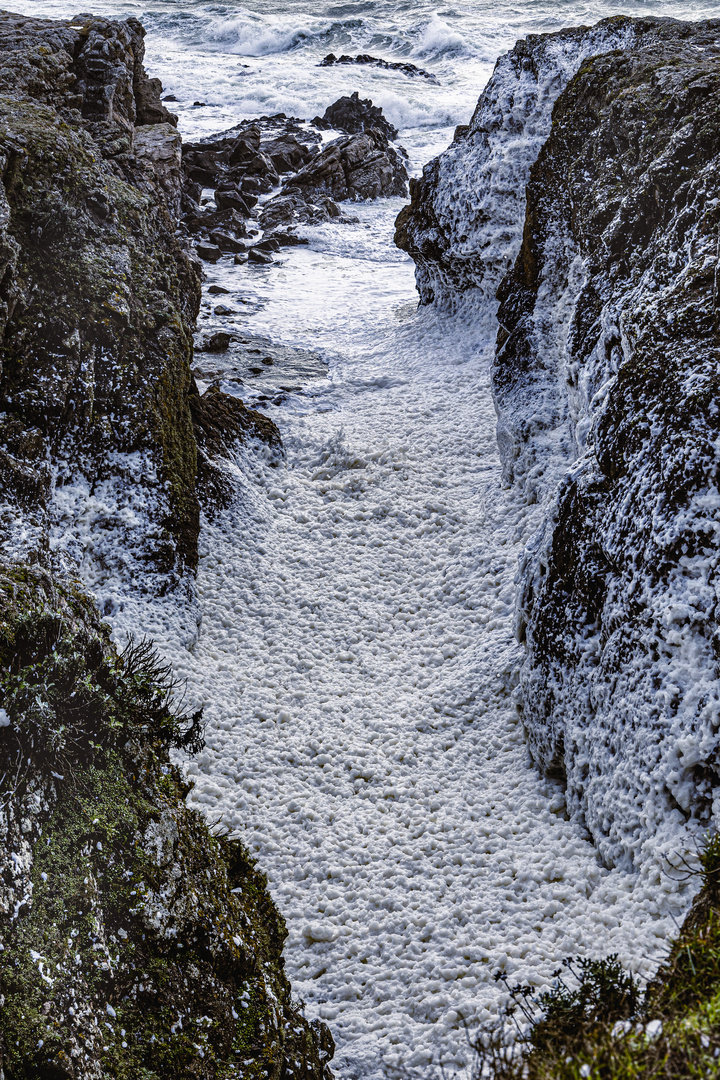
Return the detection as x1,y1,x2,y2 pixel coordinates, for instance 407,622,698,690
248,246,274,264
400,14,720,869
259,192,341,231
256,237,282,252
196,241,222,261
214,186,251,215
233,149,280,193
316,91,398,140
191,383,282,458
208,284,230,294
319,52,438,82
0,569,332,1080
262,132,318,173
234,251,249,264
202,331,234,352
285,128,408,202
208,229,246,253
270,230,310,247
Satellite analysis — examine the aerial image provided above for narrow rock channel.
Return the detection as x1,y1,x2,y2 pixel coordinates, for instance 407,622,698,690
154,203,689,1078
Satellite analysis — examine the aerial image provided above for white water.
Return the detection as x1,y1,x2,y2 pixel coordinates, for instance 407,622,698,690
11,0,719,1073
156,212,690,1076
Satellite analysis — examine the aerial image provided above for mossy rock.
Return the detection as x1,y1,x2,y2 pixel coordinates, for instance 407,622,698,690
0,565,334,1079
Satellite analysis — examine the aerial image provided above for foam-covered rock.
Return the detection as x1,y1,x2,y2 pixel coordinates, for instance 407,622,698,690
397,15,720,869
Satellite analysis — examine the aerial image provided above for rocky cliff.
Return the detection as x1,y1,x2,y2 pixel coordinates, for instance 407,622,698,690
0,12,332,1078
0,10,276,643
398,17,720,869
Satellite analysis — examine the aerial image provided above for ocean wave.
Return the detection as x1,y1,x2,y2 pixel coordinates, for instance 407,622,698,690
410,11,475,59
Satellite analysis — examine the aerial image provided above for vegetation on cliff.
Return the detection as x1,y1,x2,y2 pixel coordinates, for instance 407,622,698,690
472,836,720,1079
0,565,333,1079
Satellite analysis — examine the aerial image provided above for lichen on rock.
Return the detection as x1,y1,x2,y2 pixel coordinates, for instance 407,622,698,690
0,565,333,1079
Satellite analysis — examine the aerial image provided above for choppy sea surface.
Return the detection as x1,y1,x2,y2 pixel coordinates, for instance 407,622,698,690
12,0,720,1076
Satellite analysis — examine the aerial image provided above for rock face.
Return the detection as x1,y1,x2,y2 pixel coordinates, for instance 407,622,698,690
395,18,641,310
0,11,277,635
0,13,333,1078
398,17,720,869
0,566,333,1080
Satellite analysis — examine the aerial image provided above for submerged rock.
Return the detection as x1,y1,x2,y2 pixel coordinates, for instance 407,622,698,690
319,53,438,82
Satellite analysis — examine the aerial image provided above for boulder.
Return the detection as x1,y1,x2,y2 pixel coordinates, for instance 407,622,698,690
196,240,222,261
259,192,341,231
214,186,251,215
208,229,246,253
285,129,408,202
314,91,398,140
248,246,274,264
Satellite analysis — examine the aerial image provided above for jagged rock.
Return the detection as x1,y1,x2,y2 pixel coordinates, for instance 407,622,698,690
0,567,332,1080
214,185,251,214
208,229,246,253
263,132,318,172
501,18,720,869
313,91,398,141
319,53,438,82
394,19,641,308
0,14,204,606
285,129,408,202
398,14,720,869
259,192,341,231
133,121,182,215
248,246,274,264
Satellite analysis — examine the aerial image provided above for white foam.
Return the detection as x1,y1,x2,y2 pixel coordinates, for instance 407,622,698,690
143,242,694,1078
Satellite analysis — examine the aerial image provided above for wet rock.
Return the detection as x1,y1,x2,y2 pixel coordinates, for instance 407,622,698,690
248,246,274,264
262,132,318,173
285,128,408,202
0,568,332,1080
313,90,398,141
208,283,230,294
202,331,234,352
133,121,182,215
319,52,438,82
399,14,720,869
196,240,222,261
208,229,246,253
214,185,251,214
259,192,341,231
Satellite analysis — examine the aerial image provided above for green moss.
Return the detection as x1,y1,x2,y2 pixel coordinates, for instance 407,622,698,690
471,835,720,1080
0,567,332,1079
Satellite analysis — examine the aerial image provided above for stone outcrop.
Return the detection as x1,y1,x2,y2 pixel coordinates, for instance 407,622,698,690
182,100,406,256
397,16,720,869
312,91,399,140
283,128,408,203
0,566,333,1080
0,13,333,1078
0,11,277,634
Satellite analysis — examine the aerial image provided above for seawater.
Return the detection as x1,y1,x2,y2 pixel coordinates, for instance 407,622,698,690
12,0,720,1076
